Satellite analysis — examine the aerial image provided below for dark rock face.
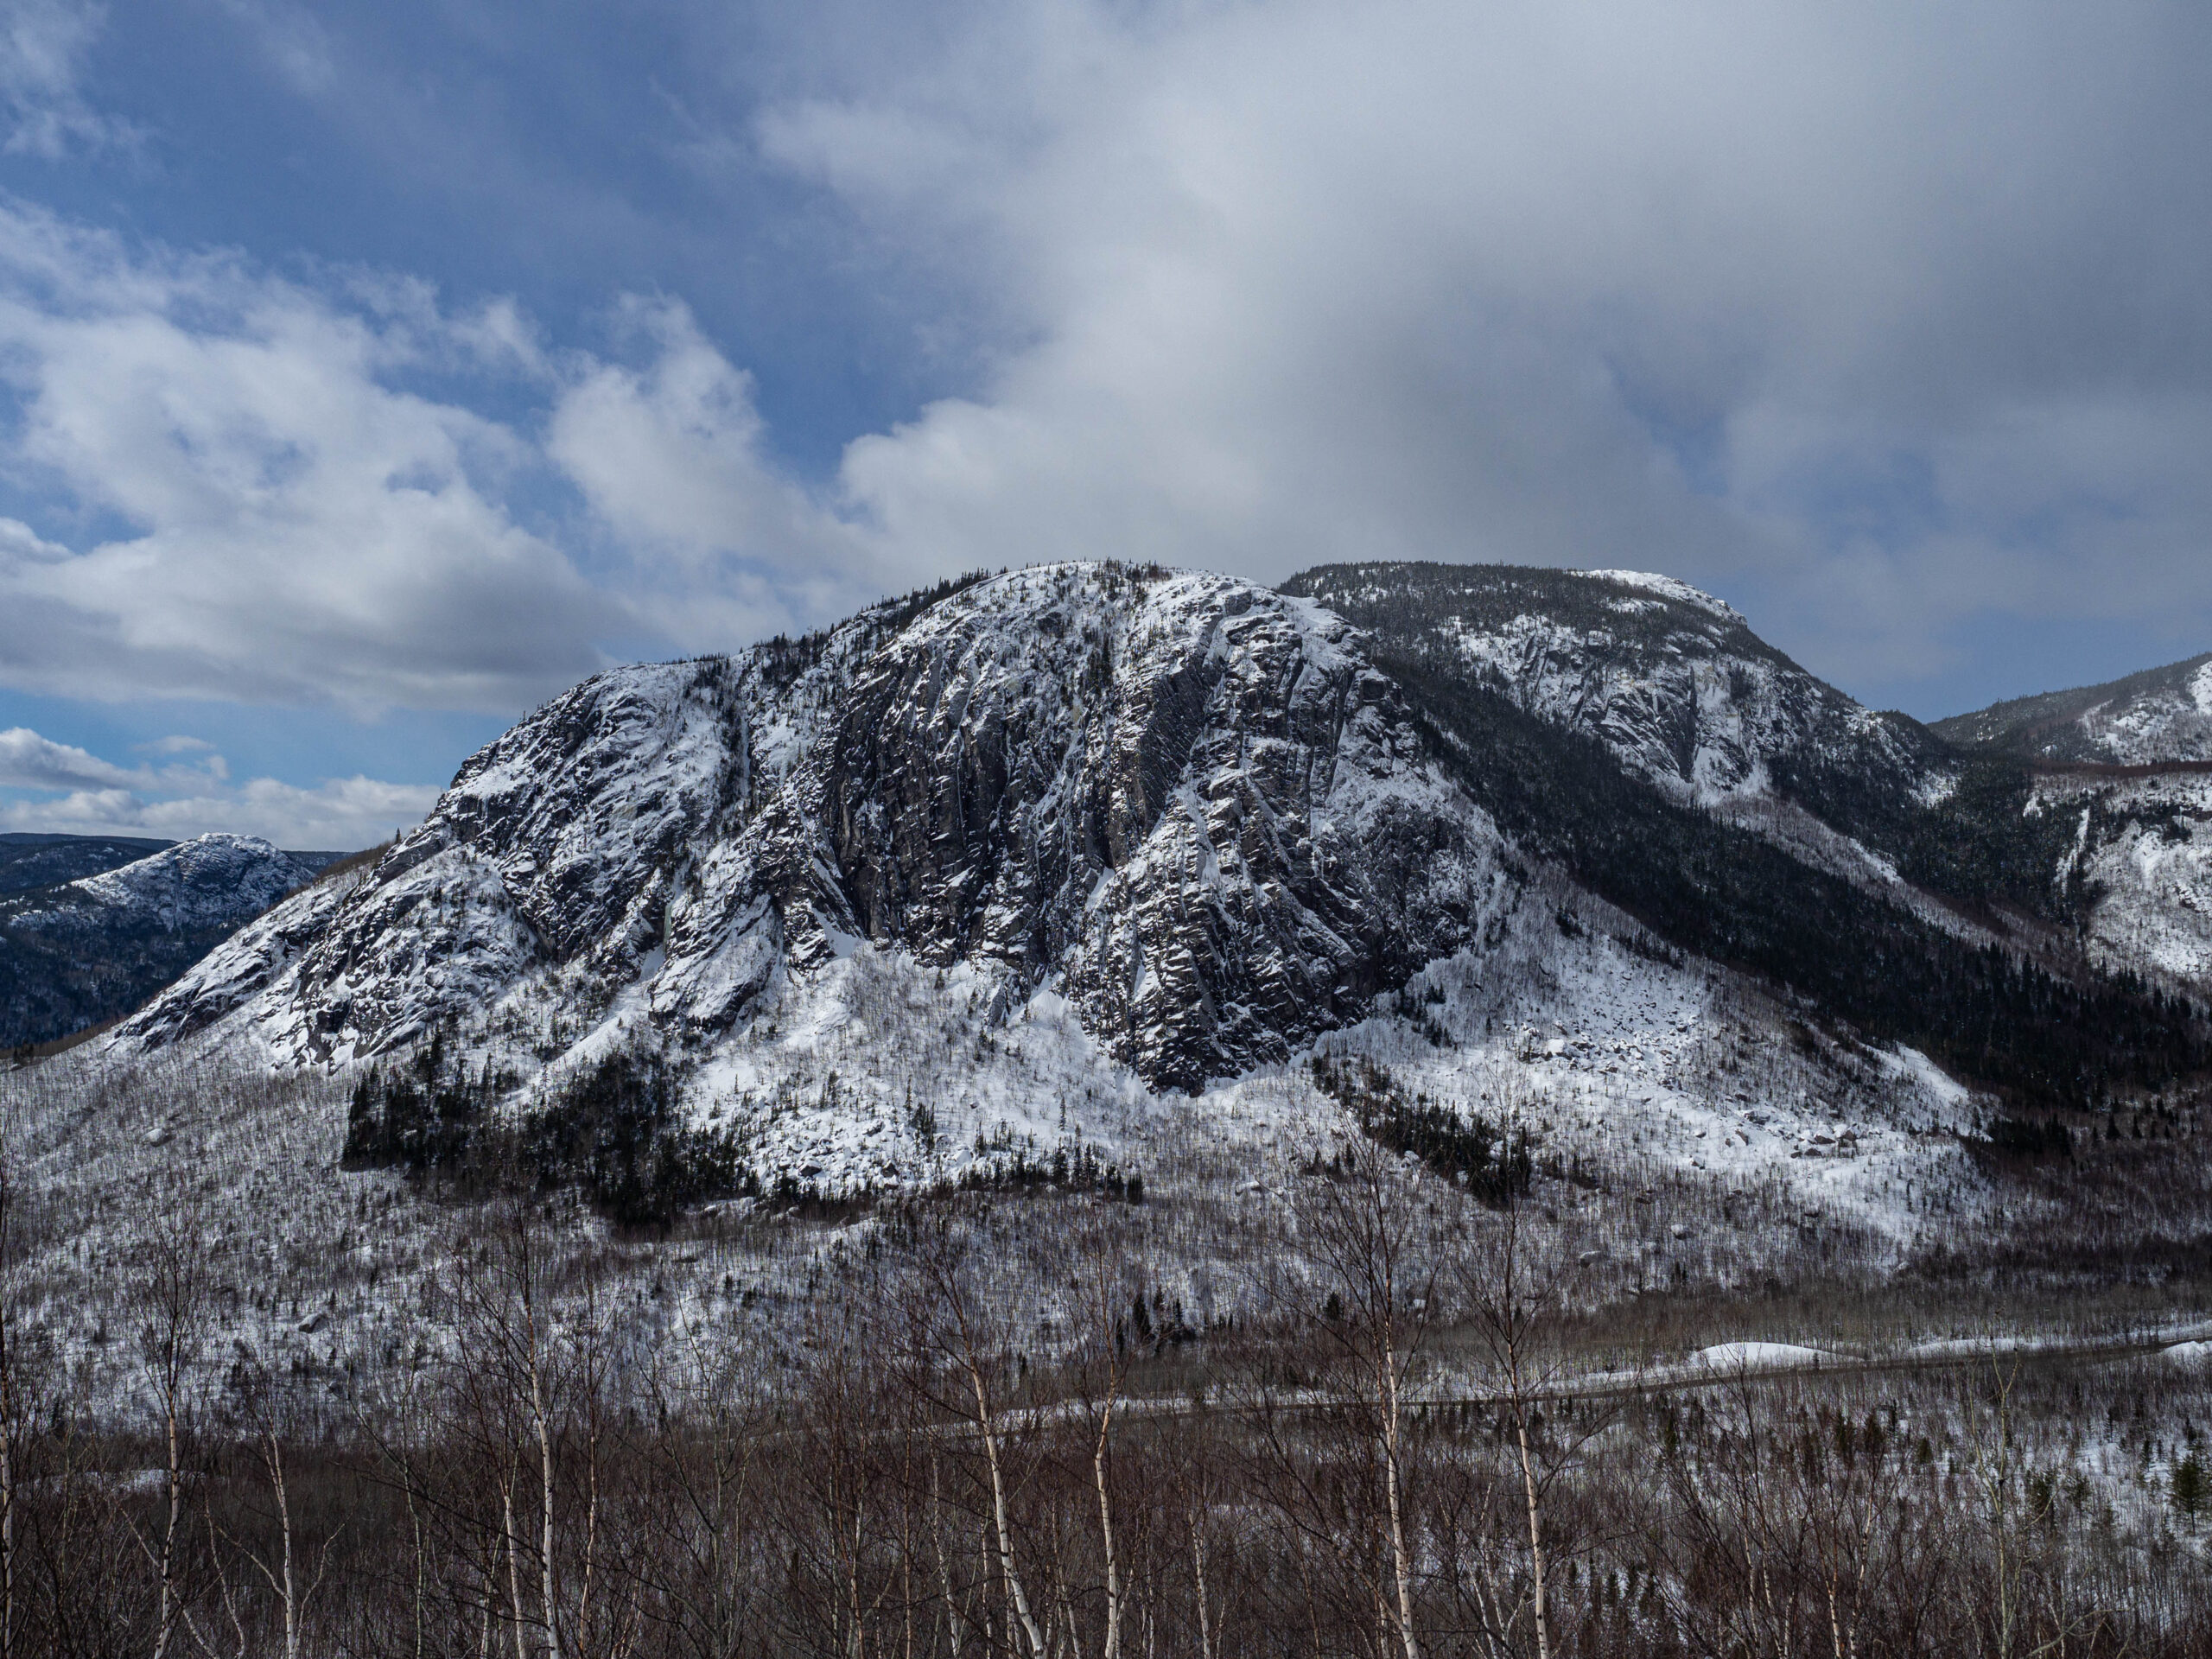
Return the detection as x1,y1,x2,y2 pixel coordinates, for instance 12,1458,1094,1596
657,566,1509,1089
118,566,1509,1091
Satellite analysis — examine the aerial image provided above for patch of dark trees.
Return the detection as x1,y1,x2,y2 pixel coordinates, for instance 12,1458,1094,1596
756,569,1004,687
344,1033,752,1225
0,908,241,1050
1376,654,2209,1114
1311,1054,1535,1202
948,1140,1146,1203
1769,748,2096,925
1973,1115,2075,1160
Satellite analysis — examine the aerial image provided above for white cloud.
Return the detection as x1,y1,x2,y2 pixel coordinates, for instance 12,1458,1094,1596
211,0,337,99
9,0,2211,740
0,208,907,721
0,204,618,714
0,766,438,848
547,296,881,647
0,723,138,789
0,723,418,844
0,0,137,157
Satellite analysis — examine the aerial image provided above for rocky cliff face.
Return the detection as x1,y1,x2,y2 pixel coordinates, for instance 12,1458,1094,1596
101,561,2212,1200
118,566,1511,1091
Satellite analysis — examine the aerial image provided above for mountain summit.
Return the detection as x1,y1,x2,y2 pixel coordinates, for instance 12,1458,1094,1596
118,566,1510,1093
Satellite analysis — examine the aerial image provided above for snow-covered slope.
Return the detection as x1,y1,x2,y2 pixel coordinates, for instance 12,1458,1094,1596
0,831,175,898
118,566,1513,1095
101,561,2212,1211
1276,561,2212,1012
68,833,314,925
1280,562,1948,811
1936,652,2212,765
1931,652,2212,984
2031,771,2212,982
0,834,324,1048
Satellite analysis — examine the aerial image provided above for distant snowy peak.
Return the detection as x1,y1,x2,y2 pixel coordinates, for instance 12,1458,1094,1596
71,834,314,929
1933,652,2212,766
0,833,327,1050
117,563,1514,1091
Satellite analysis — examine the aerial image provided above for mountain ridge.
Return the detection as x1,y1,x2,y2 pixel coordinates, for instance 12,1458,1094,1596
1,834,340,1050
120,569,1516,1092
95,560,2211,1214
1934,650,2212,766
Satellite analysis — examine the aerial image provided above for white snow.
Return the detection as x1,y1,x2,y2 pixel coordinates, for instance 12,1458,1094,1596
1580,569,1743,620
1689,1341,1833,1370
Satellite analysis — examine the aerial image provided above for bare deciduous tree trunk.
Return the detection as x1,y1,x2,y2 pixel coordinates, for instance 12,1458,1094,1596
1294,1130,1434,1659
136,1210,208,1659
0,1146,16,1659
1460,1165,1577,1659
905,1224,1049,1659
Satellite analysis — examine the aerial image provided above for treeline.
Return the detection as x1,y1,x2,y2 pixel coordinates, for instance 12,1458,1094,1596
5,1141,2211,1657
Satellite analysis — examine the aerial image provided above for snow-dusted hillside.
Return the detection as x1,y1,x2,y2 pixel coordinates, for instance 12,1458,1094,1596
1929,652,2212,985
0,834,325,1048
13,557,2209,1433
2033,771,2212,982
0,831,174,898
1280,562,1948,812
67,832,315,926
1936,652,2212,765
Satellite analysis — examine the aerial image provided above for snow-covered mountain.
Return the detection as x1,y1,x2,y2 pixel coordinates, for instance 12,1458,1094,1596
105,561,2209,1208
1920,652,2212,982
119,568,1512,1093
0,831,175,898
1,834,329,1049
1935,652,2212,765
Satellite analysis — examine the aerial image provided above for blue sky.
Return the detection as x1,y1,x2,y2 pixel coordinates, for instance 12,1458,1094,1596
2,0,2209,846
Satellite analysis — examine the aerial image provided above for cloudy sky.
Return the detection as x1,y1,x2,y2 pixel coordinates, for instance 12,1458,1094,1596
0,0,2208,846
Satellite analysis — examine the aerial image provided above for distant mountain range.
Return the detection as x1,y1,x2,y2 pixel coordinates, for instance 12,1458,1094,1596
1,834,344,1050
